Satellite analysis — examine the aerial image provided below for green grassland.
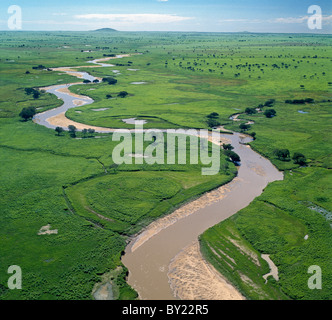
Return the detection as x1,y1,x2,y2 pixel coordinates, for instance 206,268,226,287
0,31,331,300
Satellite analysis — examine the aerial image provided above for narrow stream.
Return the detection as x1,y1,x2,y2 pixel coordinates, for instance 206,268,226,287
32,56,283,300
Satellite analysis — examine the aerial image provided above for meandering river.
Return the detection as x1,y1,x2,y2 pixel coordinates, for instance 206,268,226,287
33,55,283,300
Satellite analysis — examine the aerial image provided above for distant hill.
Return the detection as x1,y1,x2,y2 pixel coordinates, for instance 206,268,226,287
93,28,118,32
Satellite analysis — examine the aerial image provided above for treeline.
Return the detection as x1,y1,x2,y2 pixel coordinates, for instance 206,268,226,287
285,98,314,104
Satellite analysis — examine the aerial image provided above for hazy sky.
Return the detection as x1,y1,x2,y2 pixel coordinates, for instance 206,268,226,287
0,0,331,33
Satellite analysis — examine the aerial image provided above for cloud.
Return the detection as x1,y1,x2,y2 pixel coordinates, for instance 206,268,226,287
273,15,332,24
74,13,194,24
219,15,332,25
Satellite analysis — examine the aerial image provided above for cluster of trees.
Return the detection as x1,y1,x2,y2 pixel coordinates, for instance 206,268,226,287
273,148,307,165
245,107,257,115
285,98,314,104
102,77,118,85
222,144,241,164
244,99,276,118
55,126,96,138
83,79,100,84
206,112,221,128
106,91,129,99
32,64,46,70
25,88,41,99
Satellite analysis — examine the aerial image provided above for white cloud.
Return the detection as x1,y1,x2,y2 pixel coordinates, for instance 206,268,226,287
219,15,332,25
74,13,194,24
273,15,332,24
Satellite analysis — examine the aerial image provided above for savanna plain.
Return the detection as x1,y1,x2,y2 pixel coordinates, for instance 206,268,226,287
0,31,331,300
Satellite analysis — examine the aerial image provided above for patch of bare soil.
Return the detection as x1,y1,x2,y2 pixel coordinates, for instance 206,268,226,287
38,224,58,235
46,112,112,132
168,241,245,300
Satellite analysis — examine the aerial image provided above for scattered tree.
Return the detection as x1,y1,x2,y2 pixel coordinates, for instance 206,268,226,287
207,112,219,119
19,107,36,121
68,125,77,138
25,88,41,99
82,128,88,138
264,109,277,118
245,107,257,115
118,91,129,98
88,128,95,137
55,127,64,136
273,149,290,161
293,152,307,166
222,144,234,151
264,99,275,107
224,150,241,163
207,118,221,128
239,123,250,131
102,77,118,85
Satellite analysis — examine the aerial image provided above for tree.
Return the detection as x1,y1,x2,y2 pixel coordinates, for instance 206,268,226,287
222,144,234,151
88,128,95,137
293,152,307,166
118,91,129,98
68,125,77,138
239,123,250,131
25,88,41,99
224,150,241,163
264,109,276,118
33,91,41,99
19,107,36,121
245,107,257,115
82,128,88,138
102,77,118,85
55,127,64,136
273,149,290,161
207,112,219,119
207,118,221,128
264,99,275,107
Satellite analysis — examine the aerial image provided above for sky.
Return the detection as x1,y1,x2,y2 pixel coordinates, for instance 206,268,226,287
0,0,331,33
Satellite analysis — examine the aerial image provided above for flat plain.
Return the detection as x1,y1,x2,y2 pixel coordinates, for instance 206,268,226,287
0,31,331,300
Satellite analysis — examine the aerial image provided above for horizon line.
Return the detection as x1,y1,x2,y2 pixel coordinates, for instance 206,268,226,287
0,29,331,35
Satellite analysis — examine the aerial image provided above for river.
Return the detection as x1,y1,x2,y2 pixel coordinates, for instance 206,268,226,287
33,55,283,300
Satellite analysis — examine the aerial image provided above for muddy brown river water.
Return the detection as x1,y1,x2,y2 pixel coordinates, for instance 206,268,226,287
122,132,283,300
33,55,283,300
